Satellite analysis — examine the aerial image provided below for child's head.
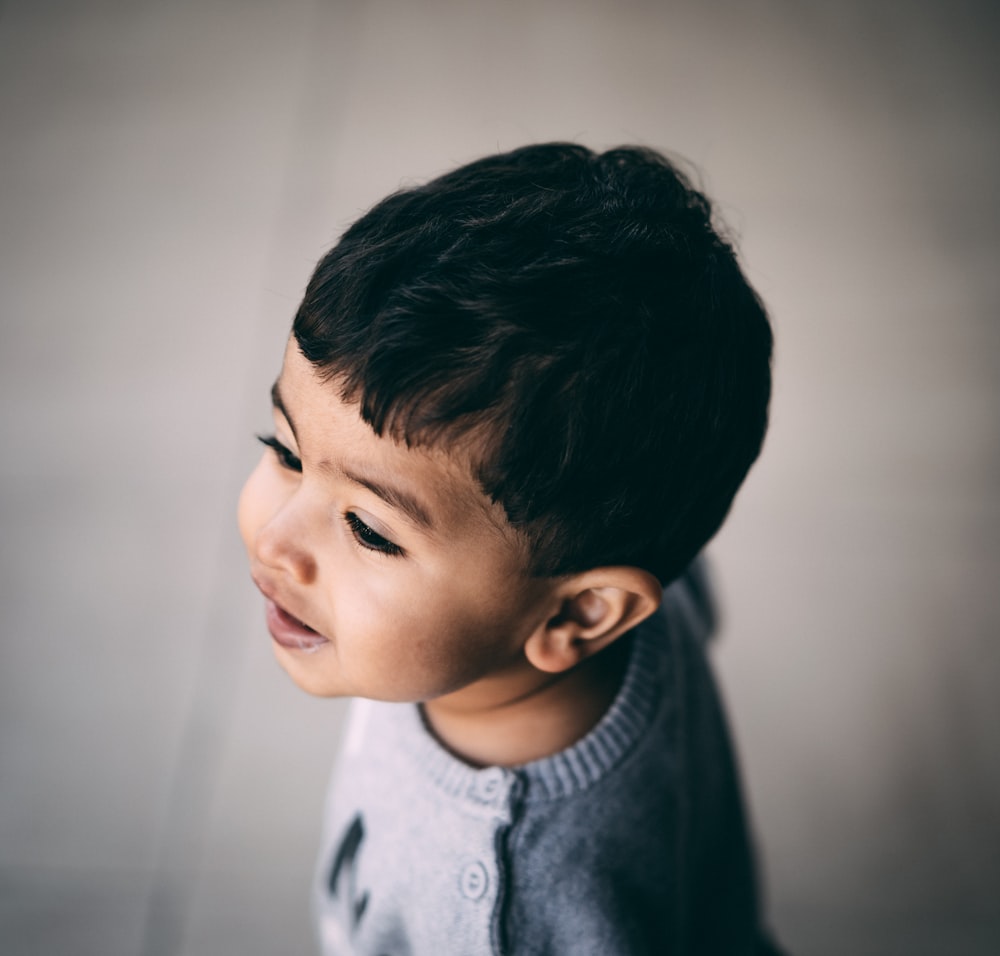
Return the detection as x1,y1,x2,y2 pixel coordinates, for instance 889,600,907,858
295,143,771,587
239,143,771,707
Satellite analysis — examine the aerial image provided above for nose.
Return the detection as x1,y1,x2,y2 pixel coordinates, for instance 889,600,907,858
243,482,319,585
254,504,318,583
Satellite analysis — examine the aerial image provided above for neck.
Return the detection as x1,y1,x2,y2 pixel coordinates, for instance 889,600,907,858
421,636,632,768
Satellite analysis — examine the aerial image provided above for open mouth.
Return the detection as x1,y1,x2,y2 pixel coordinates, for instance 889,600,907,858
265,597,329,653
287,609,316,632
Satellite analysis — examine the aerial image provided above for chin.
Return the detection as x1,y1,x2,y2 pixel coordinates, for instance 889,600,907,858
272,648,342,698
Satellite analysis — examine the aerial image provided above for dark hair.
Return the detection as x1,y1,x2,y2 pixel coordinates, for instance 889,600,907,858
294,143,772,585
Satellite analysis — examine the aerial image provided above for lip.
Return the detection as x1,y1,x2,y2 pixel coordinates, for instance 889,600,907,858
251,574,330,653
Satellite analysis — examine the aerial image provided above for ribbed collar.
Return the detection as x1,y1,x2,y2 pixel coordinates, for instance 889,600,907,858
393,612,665,809
518,615,663,801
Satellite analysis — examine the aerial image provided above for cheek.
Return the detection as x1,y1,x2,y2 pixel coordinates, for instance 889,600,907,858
237,458,281,549
329,581,461,694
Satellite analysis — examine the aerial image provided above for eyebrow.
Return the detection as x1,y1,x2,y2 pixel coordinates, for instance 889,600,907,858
341,467,435,530
270,378,435,531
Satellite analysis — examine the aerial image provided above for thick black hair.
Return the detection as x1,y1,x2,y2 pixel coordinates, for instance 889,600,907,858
294,143,772,586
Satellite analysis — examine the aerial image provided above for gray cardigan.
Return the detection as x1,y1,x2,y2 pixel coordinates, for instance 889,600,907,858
312,565,771,955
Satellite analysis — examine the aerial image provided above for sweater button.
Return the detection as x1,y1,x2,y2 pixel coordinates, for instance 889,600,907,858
476,767,504,800
460,861,489,900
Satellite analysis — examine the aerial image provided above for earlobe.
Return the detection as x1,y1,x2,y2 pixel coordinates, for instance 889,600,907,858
523,568,662,674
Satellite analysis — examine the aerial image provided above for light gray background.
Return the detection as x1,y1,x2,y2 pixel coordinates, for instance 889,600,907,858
1,1,998,954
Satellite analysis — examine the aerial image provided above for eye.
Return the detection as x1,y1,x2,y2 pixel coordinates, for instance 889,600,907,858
345,511,403,557
257,434,302,473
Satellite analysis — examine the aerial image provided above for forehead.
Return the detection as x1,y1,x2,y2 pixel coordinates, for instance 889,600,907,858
276,338,517,543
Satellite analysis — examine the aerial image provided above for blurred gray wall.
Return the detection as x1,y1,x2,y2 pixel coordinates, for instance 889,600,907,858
1,1,998,954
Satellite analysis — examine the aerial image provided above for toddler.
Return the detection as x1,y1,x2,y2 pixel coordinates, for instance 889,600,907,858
239,143,779,955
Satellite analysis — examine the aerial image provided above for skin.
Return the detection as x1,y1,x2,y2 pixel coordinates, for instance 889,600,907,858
238,338,661,767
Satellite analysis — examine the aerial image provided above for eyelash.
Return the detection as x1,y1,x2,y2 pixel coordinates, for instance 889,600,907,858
257,433,302,472
345,511,403,557
256,433,403,557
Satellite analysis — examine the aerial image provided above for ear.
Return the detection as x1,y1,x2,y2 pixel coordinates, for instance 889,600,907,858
524,567,662,674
